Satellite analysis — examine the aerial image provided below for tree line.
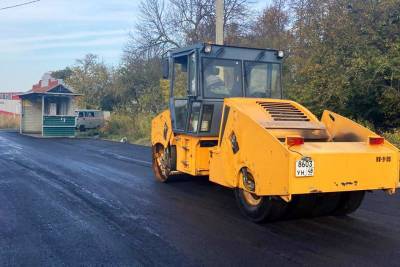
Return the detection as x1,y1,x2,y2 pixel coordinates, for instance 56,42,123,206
53,0,400,142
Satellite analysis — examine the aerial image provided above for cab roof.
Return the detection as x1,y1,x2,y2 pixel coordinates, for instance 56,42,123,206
169,43,283,63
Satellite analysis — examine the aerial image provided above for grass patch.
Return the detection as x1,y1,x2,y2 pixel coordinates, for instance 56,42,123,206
99,112,153,146
76,129,100,138
383,130,400,148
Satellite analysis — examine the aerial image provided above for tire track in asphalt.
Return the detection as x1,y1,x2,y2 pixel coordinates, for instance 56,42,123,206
0,140,191,266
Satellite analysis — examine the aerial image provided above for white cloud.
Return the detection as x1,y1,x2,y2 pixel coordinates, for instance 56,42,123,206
21,48,123,62
1,29,128,44
0,28,129,54
0,0,139,23
0,36,128,54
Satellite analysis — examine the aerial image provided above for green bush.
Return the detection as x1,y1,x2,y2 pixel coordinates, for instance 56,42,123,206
383,130,400,149
100,112,153,145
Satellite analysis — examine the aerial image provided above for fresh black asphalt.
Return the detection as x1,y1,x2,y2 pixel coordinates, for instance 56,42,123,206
0,131,399,266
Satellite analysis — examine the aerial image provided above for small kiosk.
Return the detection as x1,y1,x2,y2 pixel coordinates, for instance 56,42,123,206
19,76,80,137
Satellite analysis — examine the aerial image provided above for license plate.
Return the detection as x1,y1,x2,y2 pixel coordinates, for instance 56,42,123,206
296,159,314,177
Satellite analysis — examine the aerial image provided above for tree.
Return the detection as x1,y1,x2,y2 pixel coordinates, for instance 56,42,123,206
285,0,400,129
128,0,252,57
64,54,113,110
51,67,73,81
114,55,166,114
245,0,291,50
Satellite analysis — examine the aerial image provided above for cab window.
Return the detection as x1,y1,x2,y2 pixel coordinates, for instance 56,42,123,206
188,53,196,96
244,62,282,98
173,56,188,98
188,102,201,132
174,99,188,130
271,64,281,98
203,58,242,98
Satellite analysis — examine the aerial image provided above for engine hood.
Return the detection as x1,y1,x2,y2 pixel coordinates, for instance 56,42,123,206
224,98,329,140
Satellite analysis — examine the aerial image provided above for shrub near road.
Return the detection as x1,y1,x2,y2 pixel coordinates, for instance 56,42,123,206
100,112,153,145
383,131,400,148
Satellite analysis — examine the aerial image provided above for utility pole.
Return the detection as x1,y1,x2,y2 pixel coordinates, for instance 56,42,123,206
215,0,224,45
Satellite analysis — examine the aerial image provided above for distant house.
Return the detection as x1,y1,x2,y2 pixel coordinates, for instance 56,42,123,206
0,92,21,117
0,92,21,100
19,73,81,137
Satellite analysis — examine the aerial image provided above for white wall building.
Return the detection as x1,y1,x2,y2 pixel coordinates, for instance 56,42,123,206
0,93,21,116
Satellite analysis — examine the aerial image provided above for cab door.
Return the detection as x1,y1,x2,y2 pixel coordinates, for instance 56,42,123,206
169,52,198,172
170,52,197,133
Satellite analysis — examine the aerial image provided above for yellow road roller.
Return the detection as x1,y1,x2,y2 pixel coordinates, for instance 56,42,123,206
151,43,399,222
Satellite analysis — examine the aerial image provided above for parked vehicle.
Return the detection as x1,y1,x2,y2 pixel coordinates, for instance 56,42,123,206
151,43,399,222
75,109,109,132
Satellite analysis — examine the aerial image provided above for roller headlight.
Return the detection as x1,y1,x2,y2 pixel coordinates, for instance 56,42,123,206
204,44,212,53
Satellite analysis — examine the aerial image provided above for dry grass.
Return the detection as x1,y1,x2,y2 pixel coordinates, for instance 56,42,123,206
0,114,19,129
100,112,153,145
383,130,400,149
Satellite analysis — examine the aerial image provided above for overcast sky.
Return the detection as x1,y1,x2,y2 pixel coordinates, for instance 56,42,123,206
0,0,267,92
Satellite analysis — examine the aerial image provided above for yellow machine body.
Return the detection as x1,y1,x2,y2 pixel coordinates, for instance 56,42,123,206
152,98,399,200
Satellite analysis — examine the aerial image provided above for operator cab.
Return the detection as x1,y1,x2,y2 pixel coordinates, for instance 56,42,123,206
164,43,284,136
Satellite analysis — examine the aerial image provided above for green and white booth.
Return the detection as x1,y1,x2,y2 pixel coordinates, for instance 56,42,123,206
19,85,80,137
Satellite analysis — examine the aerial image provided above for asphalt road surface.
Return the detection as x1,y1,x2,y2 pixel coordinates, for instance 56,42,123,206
0,131,399,266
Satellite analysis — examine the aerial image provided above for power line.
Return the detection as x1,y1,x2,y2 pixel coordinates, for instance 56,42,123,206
0,0,40,11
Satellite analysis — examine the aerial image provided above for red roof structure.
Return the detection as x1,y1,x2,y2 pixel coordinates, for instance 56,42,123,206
20,72,79,97
31,79,60,93
28,72,66,93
